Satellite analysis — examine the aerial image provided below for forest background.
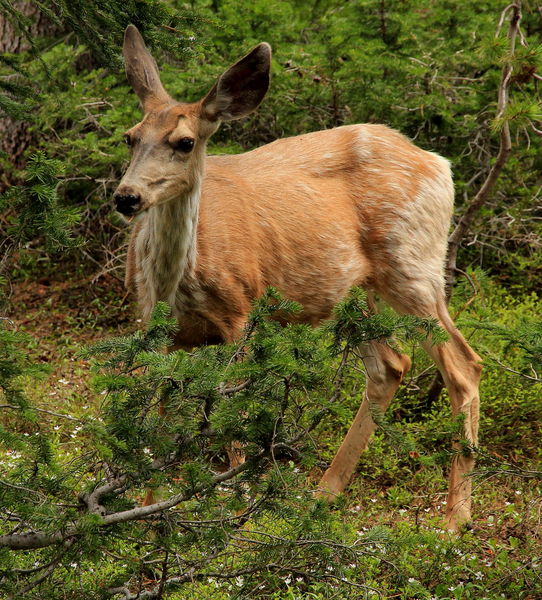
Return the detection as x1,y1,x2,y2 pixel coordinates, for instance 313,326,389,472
0,1,541,599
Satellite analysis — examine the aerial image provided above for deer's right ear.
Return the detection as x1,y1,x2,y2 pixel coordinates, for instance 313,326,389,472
123,24,171,111
201,43,271,122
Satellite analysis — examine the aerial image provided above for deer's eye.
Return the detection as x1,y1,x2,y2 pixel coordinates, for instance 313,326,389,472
174,137,195,153
124,134,132,147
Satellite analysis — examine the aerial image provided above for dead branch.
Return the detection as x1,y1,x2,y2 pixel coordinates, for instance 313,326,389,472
446,3,522,291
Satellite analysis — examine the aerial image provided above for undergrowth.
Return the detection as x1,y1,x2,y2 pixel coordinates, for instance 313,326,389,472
1,280,541,599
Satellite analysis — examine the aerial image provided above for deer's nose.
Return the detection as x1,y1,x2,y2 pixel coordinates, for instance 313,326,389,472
114,192,141,215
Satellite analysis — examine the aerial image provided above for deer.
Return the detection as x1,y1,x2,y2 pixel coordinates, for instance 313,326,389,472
113,24,482,532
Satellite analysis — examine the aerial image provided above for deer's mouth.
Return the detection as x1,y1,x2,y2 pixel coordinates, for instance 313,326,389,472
115,201,151,223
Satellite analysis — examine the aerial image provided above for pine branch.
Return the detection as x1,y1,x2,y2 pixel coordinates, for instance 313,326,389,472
0,447,267,550
7,539,75,600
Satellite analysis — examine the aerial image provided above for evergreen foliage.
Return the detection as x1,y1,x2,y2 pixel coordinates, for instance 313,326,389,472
1,291,444,598
0,152,80,252
467,315,542,382
30,0,200,66
1,0,541,285
0,2,541,599
0,0,201,116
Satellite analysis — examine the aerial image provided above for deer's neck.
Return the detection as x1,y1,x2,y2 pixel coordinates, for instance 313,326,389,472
136,179,201,320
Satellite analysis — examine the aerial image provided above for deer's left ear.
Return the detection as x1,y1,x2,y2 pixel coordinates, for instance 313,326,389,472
201,43,271,122
123,24,172,111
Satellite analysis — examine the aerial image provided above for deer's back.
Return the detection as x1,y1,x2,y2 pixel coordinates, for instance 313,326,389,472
137,124,454,347
192,124,453,322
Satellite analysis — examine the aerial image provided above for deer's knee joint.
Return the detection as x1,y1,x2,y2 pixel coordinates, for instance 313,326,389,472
386,353,411,382
387,365,405,382
472,361,483,378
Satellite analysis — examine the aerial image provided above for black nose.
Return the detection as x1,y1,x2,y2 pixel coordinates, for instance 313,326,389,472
114,193,141,215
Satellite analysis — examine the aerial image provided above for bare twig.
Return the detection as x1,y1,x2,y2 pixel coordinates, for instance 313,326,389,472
0,479,44,496
486,353,540,382
108,560,379,599
0,404,81,421
7,539,75,599
218,380,251,395
446,3,522,291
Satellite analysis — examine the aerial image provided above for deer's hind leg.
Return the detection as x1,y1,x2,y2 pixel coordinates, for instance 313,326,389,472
421,301,481,530
381,289,482,531
318,338,411,499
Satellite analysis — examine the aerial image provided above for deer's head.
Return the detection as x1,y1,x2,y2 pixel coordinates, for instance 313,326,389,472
114,25,271,218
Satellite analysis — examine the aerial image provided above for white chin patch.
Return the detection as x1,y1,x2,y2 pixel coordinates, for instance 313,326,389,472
117,211,146,225
130,212,146,224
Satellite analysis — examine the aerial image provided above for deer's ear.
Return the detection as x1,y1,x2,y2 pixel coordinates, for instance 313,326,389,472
123,24,171,111
201,43,271,122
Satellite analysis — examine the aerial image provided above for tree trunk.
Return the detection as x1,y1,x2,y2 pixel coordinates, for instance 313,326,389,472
0,1,64,188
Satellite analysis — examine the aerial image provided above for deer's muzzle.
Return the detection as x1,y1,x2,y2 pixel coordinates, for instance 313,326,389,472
114,191,141,216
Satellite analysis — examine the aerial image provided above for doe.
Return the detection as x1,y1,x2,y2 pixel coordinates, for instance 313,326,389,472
114,25,482,531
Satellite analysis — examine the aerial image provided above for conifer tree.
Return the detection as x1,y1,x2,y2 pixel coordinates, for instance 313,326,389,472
1,291,442,598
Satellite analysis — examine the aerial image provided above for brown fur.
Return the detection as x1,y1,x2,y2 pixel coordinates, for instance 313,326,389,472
116,26,482,531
